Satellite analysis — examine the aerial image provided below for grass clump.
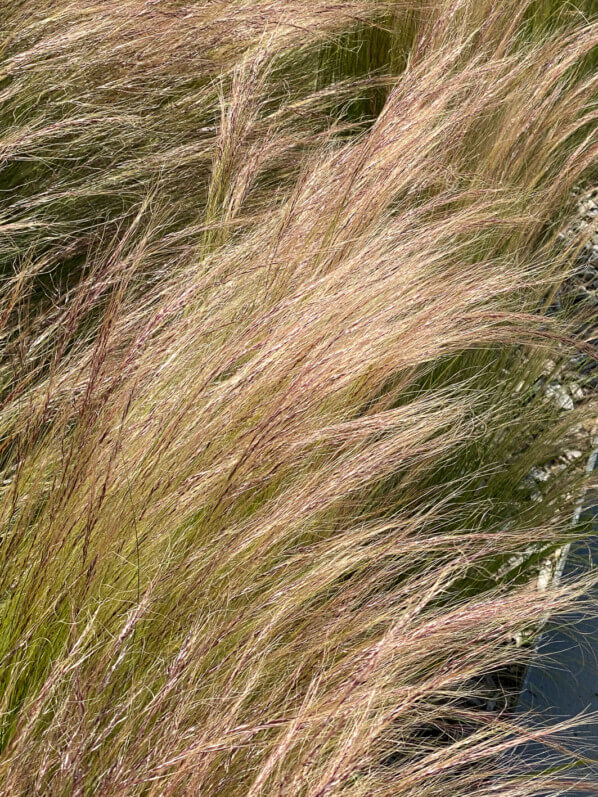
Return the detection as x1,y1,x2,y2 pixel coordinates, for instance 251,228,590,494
0,1,597,794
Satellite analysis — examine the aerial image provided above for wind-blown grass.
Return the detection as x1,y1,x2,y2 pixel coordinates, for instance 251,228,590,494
0,1,597,794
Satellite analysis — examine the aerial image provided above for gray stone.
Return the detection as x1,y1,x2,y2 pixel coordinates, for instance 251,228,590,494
545,382,574,411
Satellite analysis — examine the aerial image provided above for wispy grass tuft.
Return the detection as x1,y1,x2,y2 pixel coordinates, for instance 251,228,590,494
0,1,597,794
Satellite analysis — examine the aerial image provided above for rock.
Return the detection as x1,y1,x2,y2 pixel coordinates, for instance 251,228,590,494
563,449,583,462
529,466,550,482
581,200,598,217
568,382,585,402
545,383,574,411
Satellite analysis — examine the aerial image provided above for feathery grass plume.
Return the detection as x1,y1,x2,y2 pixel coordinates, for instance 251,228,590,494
0,0,597,794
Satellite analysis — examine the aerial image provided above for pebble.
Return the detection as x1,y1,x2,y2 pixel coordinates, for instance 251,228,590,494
545,383,574,411
568,382,585,402
563,449,583,461
529,466,550,482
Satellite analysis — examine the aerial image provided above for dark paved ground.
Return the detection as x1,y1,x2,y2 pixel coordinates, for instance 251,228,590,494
515,450,598,793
